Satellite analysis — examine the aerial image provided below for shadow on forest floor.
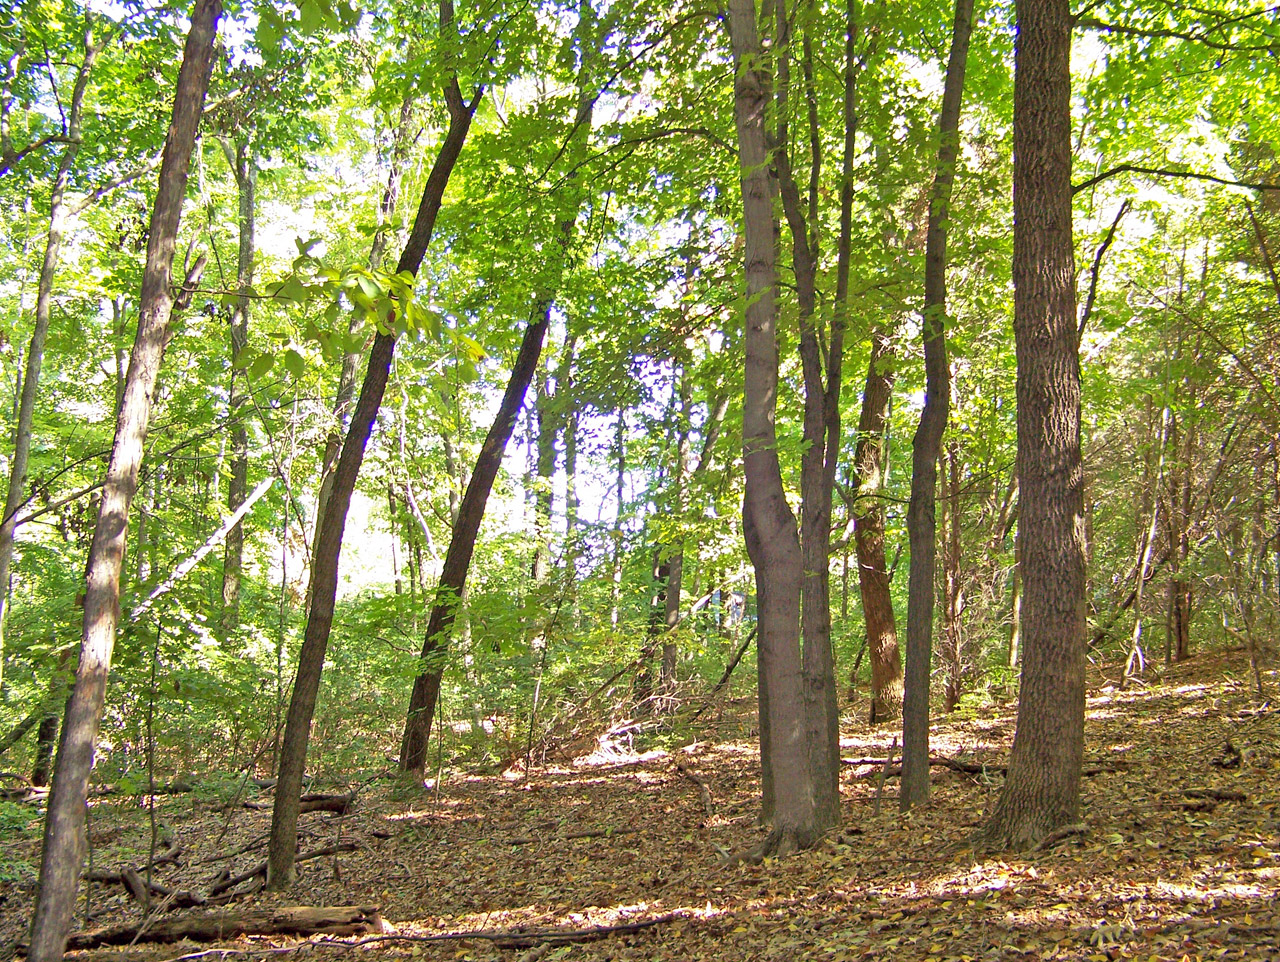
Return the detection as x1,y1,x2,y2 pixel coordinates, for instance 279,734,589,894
2,650,1278,961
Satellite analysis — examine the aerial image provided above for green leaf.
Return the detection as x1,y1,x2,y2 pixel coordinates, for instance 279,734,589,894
283,348,306,379
248,353,276,380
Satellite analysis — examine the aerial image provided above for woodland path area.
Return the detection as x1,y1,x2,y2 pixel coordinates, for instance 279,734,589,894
2,653,1277,962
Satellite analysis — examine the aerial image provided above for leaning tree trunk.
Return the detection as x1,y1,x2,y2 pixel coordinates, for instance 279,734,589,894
267,72,480,889
26,3,221,957
220,140,255,637
0,24,100,686
900,0,973,812
977,0,1086,850
398,0,597,774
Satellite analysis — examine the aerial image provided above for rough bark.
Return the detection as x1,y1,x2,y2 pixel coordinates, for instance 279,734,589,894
65,905,384,949
853,326,902,722
0,22,100,685
268,69,479,889
26,3,221,957
976,0,1086,850
901,0,973,812
220,140,255,637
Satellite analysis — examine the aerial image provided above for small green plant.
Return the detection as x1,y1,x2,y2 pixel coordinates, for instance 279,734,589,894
0,799,38,837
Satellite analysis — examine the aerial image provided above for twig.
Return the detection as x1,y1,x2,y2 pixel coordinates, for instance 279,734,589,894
207,842,358,897
673,760,714,821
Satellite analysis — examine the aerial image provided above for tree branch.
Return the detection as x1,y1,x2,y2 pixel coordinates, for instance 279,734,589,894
1074,163,1280,196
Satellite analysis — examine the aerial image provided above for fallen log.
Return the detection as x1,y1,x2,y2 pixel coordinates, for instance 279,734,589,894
121,867,207,909
243,792,353,815
65,904,385,949
86,839,183,882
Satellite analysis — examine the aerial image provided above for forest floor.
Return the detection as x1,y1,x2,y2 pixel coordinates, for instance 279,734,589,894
2,650,1279,962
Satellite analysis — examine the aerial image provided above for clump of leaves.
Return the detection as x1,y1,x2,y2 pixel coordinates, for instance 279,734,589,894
0,800,37,837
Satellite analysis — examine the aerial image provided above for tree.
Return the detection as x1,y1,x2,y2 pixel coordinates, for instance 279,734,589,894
725,0,841,854
398,0,598,774
976,0,1086,849
900,0,975,811
26,0,222,955
266,17,482,883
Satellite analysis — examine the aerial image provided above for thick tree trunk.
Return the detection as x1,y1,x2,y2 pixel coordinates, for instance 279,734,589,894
853,326,902,722
0,25,99,687
977,0,1086,850
268,74,479,889
220,140,255,637
26,4,221,957
901,0,973,812
727,0,834,854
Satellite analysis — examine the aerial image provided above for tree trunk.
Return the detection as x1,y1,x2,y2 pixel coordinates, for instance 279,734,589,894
220,140,255,637
901,0,973,812
530,359,556,583
26,4,221,957
398,310,552,772
727,0,835,854
398,3,596,771
0,23,100,688
941,442,964,712
268,70,479,889
977,0,1086,850
609,410,626,627
659,366,693,695
853,326,902,722
312,94,419,560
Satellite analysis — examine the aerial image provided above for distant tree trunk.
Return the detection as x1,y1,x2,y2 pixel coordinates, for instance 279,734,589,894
853,326,902,722
977,0,1086,851
398,0,596,774
660,366,693,694
530,358,556,583
220,139,255,637
30,710,58,787
940,441,965,711
609,411,626,627
0,23,100,687
26,3,221,956
901,0,973,812
268,69,479,889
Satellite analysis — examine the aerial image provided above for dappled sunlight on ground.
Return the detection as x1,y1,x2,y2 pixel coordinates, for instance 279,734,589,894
0,654,1276,960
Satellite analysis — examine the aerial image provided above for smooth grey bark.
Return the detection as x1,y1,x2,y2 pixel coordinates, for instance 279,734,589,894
901,0,974,812
976,0,1086,850
0,22,100,688
268,65,480,888
26,2,222,957
220,139,255,637
771,0,843,837
727,0,835,854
